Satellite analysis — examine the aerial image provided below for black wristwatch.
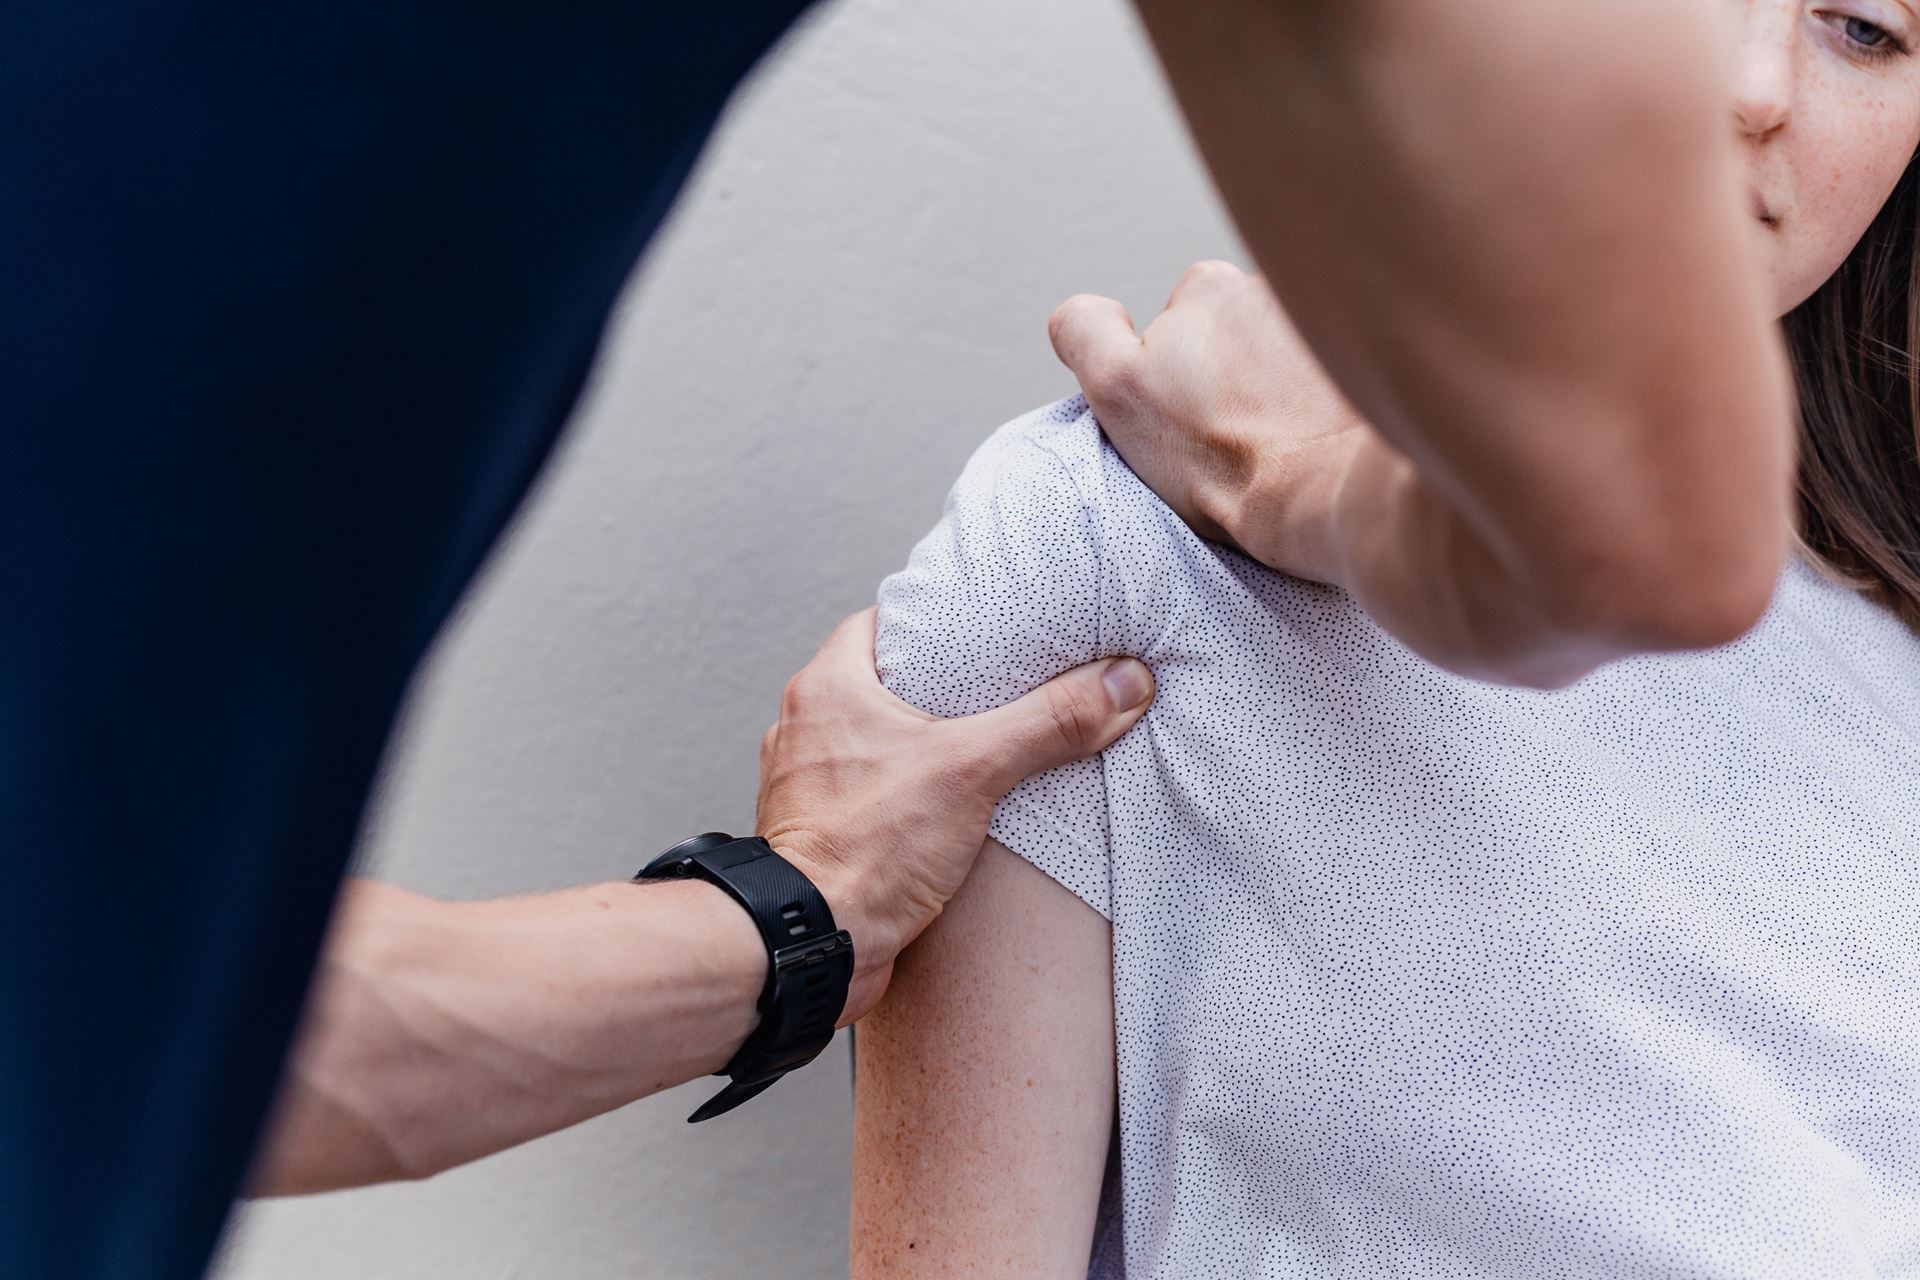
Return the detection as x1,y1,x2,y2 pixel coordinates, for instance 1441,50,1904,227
635,832,855,1122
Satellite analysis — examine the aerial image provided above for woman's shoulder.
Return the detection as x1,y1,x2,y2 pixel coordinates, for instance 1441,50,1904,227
948,394,1108,511
1746,552,1920,728
954,394,1186,532
875,398,1110,720
877,395,1381,712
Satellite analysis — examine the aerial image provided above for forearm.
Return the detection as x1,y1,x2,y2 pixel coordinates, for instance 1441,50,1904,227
1325,435,1703,687
251,608,1154,1197
1139,0,1794,660
253,876,764,1195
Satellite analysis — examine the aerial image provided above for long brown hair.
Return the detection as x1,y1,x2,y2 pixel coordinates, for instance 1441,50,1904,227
1783,153,1920,631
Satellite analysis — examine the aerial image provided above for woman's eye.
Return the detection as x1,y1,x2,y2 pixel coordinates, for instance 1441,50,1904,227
1844,16,1893,48
1829,12,1905,58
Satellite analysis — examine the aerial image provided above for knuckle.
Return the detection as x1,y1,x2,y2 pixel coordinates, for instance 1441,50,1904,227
779,672,813,718
1175,260,1215,292
1045,682,1104,754
1175,258,1243,301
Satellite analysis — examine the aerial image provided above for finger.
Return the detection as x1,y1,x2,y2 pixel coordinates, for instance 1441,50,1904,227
955,656,1155,795
818,606,878,664
788,607,878,705
1048,293,1141,400
1165,258,1247,309
792,605,937,722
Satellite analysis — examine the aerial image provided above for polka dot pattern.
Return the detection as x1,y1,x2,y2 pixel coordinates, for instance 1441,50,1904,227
875,397,1920,1279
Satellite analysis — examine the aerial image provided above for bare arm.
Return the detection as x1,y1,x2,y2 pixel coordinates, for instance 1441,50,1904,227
852,838,1114,1278
254,877,767,1194
254,611,1154,1196
1068,0,1792,686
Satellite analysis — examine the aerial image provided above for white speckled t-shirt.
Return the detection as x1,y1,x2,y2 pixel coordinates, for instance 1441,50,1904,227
874,397,1920,1279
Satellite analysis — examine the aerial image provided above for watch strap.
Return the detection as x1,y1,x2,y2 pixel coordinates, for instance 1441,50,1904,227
636,833,854,1122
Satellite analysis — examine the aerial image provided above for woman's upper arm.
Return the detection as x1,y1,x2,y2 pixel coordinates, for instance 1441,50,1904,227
851,837,1114,1279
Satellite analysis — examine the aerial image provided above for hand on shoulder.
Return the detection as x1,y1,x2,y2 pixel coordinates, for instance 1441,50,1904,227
756,608,1152,1023
1049,260,1373,589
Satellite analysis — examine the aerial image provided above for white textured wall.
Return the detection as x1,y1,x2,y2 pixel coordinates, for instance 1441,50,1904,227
214,0,1238,1275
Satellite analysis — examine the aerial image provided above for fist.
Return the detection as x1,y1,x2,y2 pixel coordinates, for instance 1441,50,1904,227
1050,260,1374,585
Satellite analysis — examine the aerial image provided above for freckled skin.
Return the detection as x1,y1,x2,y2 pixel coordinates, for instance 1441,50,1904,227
850,840,1114,1278
1739,1,1920,316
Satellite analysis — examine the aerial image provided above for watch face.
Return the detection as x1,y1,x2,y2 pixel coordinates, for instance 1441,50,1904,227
639,831,735,877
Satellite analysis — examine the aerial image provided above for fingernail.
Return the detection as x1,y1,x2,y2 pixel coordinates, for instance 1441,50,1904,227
1101,658,1153,712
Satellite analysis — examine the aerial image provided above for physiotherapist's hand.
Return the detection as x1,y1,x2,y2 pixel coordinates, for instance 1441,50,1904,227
1050,259,1378,587
756,607,1153,1024
258,612,1149,1194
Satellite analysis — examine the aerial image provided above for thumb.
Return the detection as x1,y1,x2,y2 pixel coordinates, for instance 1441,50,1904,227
957,657,1155,796
1049,293,1141,402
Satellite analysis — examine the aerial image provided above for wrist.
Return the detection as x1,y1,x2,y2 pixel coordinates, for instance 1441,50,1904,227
1203,419,1379,587
763,839,898,1019
1319,429,1414,590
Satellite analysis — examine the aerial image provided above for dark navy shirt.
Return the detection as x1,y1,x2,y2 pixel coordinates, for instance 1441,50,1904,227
0,3,814,1275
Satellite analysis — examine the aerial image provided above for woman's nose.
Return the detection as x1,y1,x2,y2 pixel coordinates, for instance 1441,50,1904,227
1731,9,1796,136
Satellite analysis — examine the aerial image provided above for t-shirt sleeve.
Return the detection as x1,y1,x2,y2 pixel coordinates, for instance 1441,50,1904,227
874,399,1114,920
